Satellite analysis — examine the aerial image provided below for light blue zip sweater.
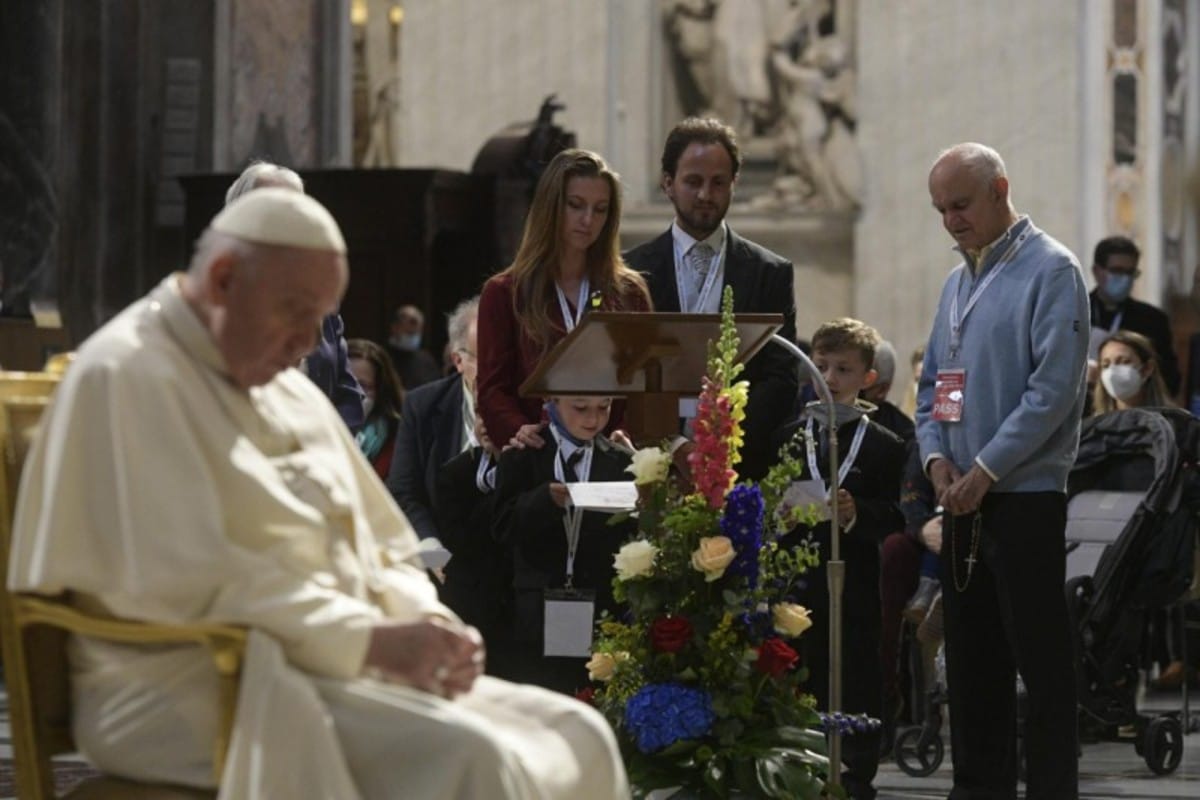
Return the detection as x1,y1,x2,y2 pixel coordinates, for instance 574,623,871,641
916,216,1089,493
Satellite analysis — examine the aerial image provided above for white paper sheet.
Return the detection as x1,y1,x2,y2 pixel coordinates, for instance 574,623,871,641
566,481,638,512
781,478,830,522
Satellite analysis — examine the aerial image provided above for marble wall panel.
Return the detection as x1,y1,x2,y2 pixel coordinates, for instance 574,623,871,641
853,1,1085,392
229,0,320,167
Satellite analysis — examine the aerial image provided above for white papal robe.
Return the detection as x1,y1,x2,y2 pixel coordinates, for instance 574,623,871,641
8,275,628,800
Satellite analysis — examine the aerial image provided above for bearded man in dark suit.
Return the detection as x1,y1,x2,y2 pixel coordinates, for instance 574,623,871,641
624,116,799,479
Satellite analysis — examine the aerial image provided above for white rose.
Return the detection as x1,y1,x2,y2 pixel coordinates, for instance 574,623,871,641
625,447,671,486
613,539,659,580
772,602,813,638
690,536,736,582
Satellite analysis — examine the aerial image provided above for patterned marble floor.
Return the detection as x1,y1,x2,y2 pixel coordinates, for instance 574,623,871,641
2,683,1197,799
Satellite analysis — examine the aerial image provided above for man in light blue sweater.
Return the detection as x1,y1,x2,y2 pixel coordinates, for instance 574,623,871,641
917,143,1088,800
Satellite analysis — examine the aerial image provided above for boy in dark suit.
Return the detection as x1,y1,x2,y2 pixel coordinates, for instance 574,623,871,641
434,412,512,674
492,395,636,694
775,318,906,800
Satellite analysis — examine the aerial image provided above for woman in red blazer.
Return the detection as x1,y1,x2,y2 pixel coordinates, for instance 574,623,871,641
477,149,652,448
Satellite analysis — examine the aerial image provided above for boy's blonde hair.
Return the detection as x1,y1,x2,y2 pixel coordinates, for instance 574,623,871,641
811,317,881,367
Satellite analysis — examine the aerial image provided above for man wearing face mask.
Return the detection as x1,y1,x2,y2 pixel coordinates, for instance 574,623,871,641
1089,236,1180,396
386,303,442,389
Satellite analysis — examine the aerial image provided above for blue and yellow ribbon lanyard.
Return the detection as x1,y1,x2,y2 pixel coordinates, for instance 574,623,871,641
555,278,590,333
549,426,594,590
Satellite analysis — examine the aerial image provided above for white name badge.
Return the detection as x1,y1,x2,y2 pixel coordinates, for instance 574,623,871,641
543,588,595,657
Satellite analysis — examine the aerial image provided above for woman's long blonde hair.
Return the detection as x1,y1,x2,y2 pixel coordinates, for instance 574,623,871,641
1091,329,1173,415
500,148,649,350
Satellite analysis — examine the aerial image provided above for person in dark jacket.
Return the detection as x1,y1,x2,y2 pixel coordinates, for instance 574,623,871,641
625,116,797,480
1089,235,1180,396
775,318,905,800
386,296,480,546
491,396,636,694
434,412,512,672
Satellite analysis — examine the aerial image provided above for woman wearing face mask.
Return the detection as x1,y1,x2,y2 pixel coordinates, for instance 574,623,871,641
347,338,406,478
1092,330,1172,414
1091,330,1198,690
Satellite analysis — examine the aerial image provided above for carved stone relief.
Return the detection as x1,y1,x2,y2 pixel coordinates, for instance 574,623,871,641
661,0,860,212
1161,0,1186,290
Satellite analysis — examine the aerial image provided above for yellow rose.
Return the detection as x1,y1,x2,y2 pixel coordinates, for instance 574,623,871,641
625,447,671,485
585,651,628,681
613,539,659,580
772,602,813,638
691,536,736,582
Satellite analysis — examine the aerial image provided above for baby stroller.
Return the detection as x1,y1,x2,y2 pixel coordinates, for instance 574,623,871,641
1061,406,1199,775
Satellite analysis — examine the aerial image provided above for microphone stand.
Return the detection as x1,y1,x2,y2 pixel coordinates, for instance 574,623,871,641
770,333,843,791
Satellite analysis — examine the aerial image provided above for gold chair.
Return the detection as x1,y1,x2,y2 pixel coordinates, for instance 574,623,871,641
0,382,247,798
0,370,60,403
43,351,76,375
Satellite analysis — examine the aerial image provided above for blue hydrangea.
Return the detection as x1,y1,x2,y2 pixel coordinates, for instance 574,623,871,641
624,683,715,753
720,484,764,586
818,712,882,736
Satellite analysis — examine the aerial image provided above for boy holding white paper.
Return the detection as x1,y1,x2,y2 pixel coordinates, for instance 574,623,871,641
774,318,906,800
492,396,637,694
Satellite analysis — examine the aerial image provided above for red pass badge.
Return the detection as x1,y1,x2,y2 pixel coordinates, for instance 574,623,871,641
933,369,966,422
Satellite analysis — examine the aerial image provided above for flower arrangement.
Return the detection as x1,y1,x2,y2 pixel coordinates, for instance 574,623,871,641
587,288,841,799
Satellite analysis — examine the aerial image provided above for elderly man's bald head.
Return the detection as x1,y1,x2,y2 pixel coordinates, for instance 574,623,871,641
182,188,348,390
931,143,1008,187
929,142,1018,254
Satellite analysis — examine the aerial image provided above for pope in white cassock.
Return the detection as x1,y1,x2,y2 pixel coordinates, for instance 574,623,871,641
7,188,629,799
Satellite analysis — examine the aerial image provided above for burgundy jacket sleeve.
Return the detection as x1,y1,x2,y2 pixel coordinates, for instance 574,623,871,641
477,276,538,447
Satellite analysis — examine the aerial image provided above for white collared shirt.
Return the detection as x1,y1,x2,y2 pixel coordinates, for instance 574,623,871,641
671,221,727,313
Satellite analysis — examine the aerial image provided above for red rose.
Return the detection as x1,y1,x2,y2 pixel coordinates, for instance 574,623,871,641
755,638,799,678
575,687,596,705
649,615,694,653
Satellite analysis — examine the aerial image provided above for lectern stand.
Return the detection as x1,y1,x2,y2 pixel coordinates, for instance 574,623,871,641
519,312,782,444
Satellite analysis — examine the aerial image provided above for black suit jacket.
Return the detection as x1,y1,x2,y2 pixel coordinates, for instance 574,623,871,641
775,413,905,621
870,399,915,445
386,373,465,541
625,228,799,479
434,447,510,642
493,437,635,625
1089,290,1180,395
303,313,364,431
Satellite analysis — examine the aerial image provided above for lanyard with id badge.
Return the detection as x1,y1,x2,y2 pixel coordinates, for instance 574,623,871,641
543,439,597,658
935,228,1035,423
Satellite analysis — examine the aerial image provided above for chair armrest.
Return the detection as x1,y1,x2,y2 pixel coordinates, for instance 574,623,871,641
14,595,246,665
14,593,247,782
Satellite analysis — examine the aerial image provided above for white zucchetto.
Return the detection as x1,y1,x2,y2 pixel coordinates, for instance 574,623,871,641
210,187,347,254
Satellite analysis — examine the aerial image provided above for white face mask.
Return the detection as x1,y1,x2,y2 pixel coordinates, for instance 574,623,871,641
1100,363,1145,402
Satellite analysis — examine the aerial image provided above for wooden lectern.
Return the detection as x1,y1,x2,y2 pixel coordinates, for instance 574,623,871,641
519,312,783,444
